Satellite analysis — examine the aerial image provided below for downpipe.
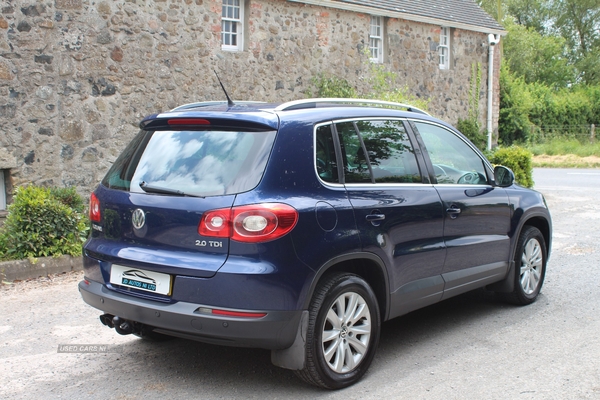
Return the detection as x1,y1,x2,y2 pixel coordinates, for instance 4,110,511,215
487,33,500,151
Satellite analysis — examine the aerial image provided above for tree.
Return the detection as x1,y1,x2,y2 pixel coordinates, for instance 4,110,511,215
575,50,600,85
551,0,600,84
503,20,575,87
477,0,550,32
552,0,599,54
507,0,552,33
479,0,599,86
477,0,504,25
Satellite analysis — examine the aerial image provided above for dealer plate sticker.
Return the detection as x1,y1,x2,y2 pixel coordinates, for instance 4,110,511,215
110,264,172,295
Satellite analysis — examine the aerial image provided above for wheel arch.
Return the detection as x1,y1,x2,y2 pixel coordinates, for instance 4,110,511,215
303,252,390,321
488,212,552,293
521,215,552,260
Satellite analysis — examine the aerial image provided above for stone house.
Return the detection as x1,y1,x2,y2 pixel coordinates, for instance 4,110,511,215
0,0,505,215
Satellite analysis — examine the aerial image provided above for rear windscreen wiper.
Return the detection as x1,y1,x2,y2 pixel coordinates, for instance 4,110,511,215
139,181,203,198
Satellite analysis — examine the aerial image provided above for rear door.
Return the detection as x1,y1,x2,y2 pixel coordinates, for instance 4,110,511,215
334,119,447,319
410,121,512,299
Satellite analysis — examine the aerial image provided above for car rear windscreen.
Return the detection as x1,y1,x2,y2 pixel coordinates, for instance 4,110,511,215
102,129,277,197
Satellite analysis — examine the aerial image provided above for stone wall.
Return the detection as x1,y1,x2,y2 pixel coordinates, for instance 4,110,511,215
0,0,499,197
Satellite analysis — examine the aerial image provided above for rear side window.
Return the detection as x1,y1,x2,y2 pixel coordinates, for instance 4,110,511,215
316,119,421,184
337,121,372,183
102,130,276,197
316,125,339,183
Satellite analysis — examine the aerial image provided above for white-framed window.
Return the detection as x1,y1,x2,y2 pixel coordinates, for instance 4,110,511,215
222,0,243,51
369,16,383,63
439,27,450,70
0,170,5,211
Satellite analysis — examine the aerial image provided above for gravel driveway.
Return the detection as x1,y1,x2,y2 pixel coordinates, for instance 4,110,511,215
1,168,599,399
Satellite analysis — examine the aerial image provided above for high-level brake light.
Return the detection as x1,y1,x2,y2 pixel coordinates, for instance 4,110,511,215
167,118,210,125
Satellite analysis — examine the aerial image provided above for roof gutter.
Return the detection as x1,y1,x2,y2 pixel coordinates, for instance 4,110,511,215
288,0,506,36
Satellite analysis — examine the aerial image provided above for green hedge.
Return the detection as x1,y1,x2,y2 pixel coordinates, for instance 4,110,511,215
0,186,88,260
500,65,600,145
488,146,534,188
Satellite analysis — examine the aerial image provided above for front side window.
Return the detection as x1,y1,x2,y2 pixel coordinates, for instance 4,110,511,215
316,120,421,184
413,122,487,185
369,16,383,63
102,129,276,197
222,0,243,51
439,27,450,70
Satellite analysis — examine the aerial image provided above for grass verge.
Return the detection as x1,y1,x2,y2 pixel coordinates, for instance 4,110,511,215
524,138,600,168
532,155,600,168
527,138,600,157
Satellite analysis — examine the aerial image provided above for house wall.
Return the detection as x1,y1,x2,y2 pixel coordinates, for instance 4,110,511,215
0,0,498,196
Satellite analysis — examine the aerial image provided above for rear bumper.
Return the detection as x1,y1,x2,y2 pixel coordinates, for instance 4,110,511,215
78,280,302,350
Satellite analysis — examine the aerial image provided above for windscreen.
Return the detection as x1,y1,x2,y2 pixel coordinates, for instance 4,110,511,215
102,129,277,197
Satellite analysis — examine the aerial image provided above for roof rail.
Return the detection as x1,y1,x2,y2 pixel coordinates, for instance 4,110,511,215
170,101,229,111
170,101,266,112
274,98,430,115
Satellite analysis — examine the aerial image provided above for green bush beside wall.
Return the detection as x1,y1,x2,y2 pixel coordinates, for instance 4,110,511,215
489,146,534,188
0,186,88,261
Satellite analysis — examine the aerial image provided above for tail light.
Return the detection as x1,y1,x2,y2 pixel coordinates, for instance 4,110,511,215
198,203,298,243
89,193,101,222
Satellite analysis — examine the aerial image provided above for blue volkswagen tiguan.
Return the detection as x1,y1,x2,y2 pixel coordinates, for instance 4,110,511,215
79,98,552,389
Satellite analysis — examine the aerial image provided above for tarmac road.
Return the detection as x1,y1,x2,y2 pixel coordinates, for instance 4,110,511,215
1,168,599,399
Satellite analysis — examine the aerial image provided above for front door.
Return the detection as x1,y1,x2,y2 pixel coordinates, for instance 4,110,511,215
411,121,512,299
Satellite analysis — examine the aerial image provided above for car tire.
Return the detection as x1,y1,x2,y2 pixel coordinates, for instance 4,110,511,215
503,226,547,305
295,273,381,389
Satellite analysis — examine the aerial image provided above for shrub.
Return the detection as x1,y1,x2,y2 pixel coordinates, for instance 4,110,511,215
49,186,85,213
309,59,429,112
488,146,534,188
499,65,535,144
310,74,357,98
0,186,88,260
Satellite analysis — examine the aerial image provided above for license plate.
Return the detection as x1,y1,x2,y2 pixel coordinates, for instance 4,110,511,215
109,265,172,295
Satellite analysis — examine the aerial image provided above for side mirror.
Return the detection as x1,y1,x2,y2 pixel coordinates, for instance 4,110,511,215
494,166,515,187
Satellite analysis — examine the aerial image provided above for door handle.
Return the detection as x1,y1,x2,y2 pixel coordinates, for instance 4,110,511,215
446,206,461,219
365,214,386,222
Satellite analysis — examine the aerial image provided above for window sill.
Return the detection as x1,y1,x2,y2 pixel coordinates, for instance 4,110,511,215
221,46,242,52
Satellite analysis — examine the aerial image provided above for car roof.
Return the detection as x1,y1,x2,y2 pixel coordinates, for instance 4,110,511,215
139,99,447,131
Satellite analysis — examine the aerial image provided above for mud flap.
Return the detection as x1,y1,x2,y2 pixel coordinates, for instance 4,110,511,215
486,260,515,293
271,310,308,370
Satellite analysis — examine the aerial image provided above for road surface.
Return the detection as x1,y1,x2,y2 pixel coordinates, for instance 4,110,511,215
1,168,599,399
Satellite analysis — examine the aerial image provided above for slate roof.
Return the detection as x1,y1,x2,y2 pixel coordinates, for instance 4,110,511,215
291,0,505,34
